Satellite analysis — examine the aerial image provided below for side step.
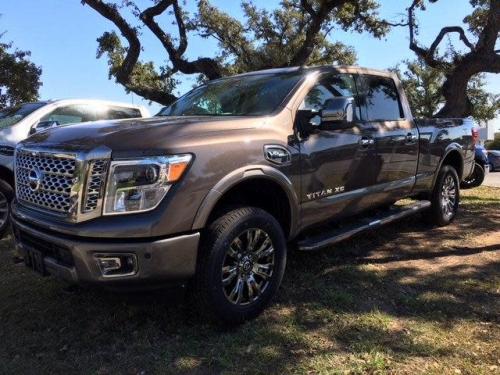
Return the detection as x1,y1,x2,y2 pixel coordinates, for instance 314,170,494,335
297,200,431,251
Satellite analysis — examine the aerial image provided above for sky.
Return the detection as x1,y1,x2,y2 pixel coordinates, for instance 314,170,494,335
2,0,499,122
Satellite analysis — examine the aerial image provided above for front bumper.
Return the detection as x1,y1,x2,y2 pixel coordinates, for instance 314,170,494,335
11,213,200,287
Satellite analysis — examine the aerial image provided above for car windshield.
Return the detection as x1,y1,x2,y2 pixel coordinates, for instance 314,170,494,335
157,72,304,117
0,102,46,129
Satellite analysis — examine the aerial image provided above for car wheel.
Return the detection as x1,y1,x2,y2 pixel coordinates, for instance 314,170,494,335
190,207,287,324
427,165,460,226
0,180,13,238
460,162,485,189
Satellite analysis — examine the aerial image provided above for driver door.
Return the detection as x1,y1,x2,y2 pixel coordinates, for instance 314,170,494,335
298,72,381,229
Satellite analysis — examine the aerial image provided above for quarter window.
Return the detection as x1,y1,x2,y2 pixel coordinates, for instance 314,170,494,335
357,75,404,121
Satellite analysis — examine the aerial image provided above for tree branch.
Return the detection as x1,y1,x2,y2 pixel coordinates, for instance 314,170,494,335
82,0,140,83
140,0,222,79
82,0,177,104
290,0,350,66
428,26,475,55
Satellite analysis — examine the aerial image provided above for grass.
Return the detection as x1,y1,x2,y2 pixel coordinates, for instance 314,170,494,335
0,186,499,374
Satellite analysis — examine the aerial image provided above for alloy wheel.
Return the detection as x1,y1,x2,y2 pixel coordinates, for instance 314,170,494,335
221,228,275,306
441,174,457,218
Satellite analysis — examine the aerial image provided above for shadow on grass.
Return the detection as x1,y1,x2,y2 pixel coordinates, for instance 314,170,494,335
0,204,498,374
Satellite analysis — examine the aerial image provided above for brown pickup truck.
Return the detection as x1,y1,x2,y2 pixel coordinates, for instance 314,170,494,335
11,66,476,323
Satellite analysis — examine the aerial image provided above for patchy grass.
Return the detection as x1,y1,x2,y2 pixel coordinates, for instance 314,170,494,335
0,187,499,374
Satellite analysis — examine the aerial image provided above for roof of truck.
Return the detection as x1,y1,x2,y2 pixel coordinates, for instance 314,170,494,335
230,65,394,78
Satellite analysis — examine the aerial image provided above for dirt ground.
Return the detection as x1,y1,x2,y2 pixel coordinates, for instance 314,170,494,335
0,186,498,374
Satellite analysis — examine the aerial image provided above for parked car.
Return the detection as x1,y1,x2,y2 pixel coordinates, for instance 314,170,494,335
488,150,500,171
0,99,149,237
11,66,475,323
460,144,489,189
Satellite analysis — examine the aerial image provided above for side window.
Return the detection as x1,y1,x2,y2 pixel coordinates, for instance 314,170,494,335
41,104,96,125
98,106,142,120
357,75,404,121
300,74,361,120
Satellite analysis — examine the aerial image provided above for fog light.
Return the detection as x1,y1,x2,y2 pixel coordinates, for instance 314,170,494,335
95,254,137,277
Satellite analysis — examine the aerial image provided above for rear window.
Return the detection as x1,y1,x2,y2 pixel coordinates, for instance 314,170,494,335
358,75,404,121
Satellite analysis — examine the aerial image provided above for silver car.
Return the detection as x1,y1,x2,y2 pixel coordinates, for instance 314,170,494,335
0,99,149,237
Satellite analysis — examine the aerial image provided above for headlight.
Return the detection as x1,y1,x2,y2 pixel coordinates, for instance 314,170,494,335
103,154,192,215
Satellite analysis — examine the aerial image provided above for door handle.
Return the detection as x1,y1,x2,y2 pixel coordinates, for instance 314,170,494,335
406,133,418,143
359,137,375,147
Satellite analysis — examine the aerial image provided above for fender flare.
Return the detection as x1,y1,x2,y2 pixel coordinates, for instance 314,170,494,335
192,164,300,238
432,143,465,189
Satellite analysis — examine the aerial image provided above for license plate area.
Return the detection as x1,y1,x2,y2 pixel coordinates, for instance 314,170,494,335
24,247,48,276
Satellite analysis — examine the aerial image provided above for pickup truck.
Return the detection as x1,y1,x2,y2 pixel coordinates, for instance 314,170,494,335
11,66,475,323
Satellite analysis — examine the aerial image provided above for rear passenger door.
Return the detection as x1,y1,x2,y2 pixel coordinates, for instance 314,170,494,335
356,74,418,197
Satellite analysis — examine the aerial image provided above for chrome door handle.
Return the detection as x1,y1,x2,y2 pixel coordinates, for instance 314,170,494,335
406,133,418,143
359,137,375,146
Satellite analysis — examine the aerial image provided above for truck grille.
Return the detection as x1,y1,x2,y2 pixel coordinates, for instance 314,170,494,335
16,150,77,213
83,160,108,212
15,148,109,218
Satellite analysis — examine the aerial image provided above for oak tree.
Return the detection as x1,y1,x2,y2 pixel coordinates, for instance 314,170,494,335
81,0,394,106
406,0,499,118
393,58,499,122
0,38,42,109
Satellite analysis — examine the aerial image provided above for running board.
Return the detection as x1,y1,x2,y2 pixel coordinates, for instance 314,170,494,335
297,200,431,251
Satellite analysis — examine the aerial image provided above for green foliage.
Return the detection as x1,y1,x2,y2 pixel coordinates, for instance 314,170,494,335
96,31,177,97
195,0,387,73
89,0,392,104
0,39,42,109
393,58,499,122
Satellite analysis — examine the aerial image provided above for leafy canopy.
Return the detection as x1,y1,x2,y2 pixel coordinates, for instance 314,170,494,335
0,38,42,109
393,58,499,123
82,0,393,105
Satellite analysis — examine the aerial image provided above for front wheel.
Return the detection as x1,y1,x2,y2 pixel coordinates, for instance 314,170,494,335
0,180,14,238
190,207,287,324
460,162,485,189
427,165,460,226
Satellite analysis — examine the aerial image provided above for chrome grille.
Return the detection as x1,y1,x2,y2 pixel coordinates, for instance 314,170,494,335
83,160,108,212
15,150,77,214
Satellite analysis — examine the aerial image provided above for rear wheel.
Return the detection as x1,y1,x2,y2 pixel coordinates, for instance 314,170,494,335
460,162,485,189
190,207,287,324
427,165,459,226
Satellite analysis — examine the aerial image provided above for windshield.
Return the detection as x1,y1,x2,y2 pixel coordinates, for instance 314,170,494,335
0,102,46,129
158,72,303,117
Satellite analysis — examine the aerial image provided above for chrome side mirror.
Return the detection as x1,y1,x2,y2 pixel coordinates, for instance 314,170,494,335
321,97,354,124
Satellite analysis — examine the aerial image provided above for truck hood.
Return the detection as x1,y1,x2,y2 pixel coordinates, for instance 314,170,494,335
20,115,264,155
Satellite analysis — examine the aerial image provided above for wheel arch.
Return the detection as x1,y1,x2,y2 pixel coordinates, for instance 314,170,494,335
192,165,299,239
0,165,15,191
434,146,464,186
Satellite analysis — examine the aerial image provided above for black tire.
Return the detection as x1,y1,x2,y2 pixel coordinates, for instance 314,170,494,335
190,207,287,324
427,165,460,226
0,179,13,239
460,162,485,189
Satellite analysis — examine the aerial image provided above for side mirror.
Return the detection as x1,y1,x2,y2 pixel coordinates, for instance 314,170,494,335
30,120,60,135
321,97,354,125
